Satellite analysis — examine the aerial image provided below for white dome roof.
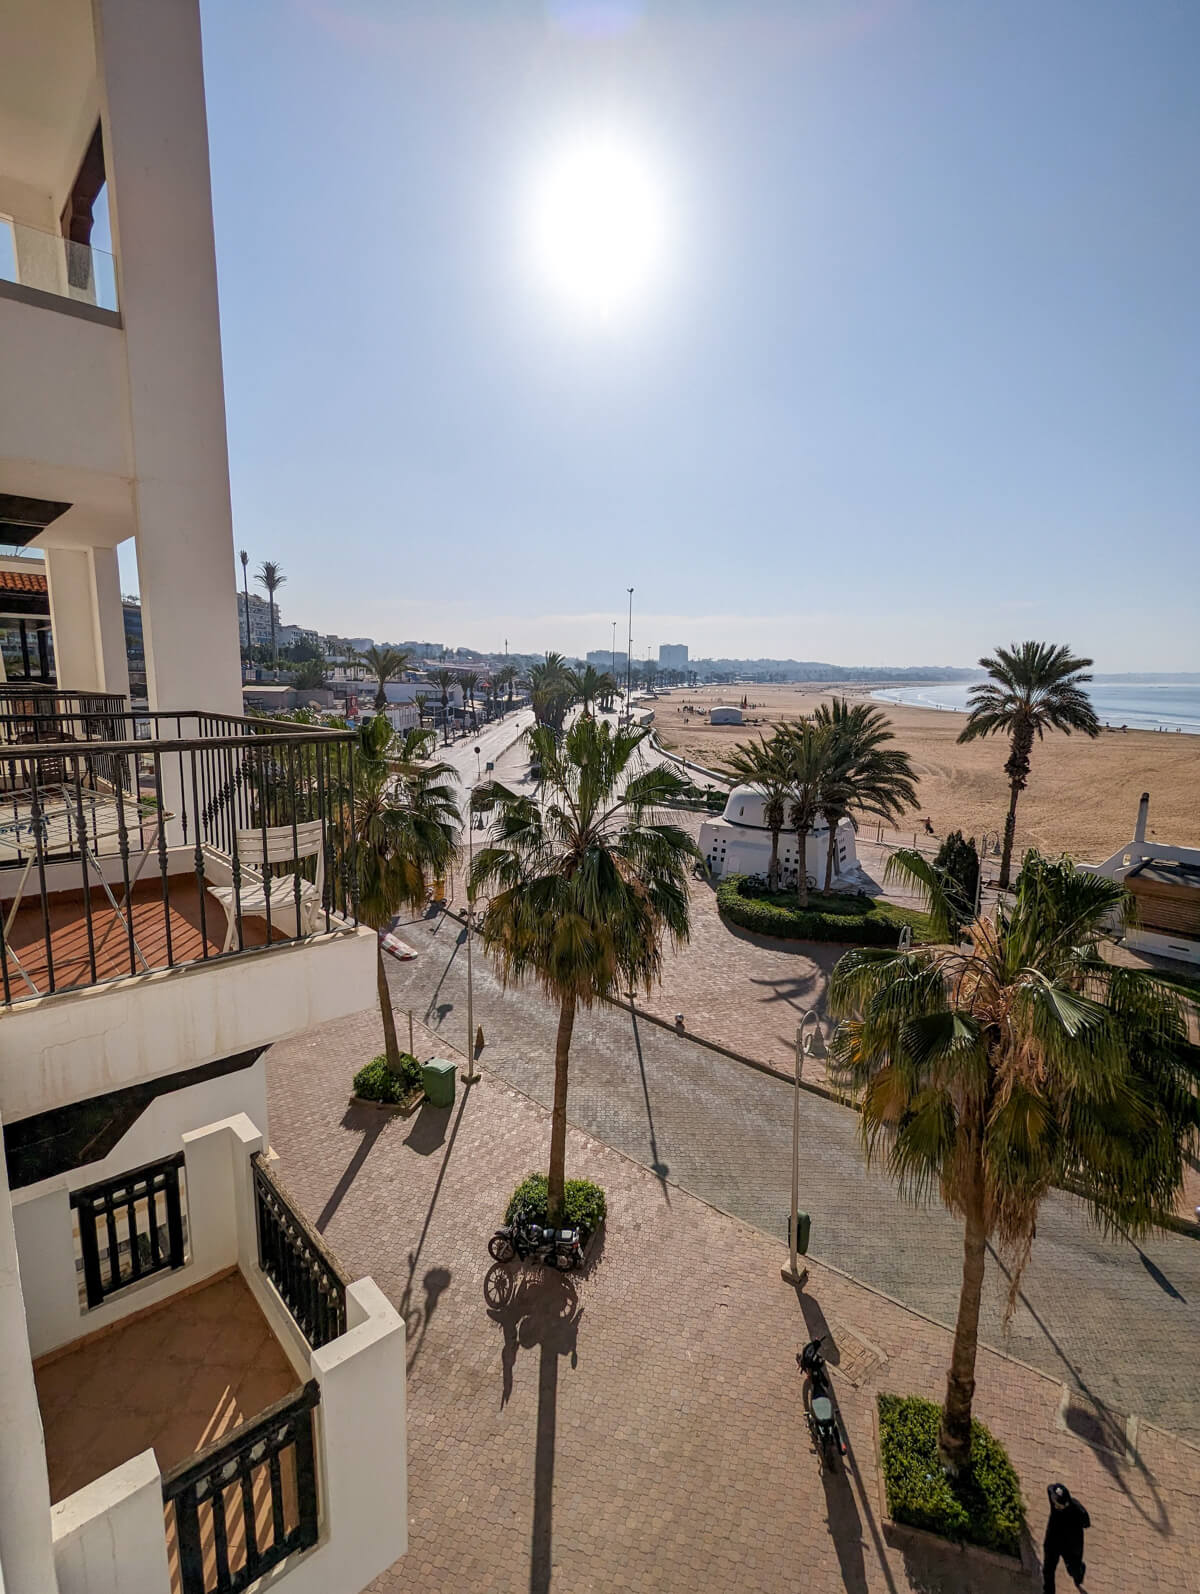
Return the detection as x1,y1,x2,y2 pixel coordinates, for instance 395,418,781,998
722,784,775,829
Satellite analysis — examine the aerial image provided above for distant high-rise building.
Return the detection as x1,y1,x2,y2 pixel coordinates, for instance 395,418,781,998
587,649,627,671
659,643,689,671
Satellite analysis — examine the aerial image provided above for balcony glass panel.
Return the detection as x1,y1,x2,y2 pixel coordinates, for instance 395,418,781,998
0,216,117,312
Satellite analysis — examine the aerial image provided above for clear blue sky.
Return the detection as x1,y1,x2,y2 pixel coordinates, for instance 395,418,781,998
153,0,1200,668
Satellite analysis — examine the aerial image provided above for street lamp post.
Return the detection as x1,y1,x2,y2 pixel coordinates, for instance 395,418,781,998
625,587,634,726
784,1009,827,1285
463,783,480,1085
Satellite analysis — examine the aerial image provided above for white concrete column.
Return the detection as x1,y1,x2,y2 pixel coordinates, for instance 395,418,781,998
92,0,243,719
52,1451,171,1594
0,1151,59,1594
44,546,131,699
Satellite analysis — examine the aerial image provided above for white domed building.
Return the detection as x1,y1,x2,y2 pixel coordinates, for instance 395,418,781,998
699,784,859,888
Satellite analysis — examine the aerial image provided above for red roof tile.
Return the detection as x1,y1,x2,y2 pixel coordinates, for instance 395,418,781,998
0,570,48,594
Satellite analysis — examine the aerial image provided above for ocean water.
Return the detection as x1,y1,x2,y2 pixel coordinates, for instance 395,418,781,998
871,680,1200,735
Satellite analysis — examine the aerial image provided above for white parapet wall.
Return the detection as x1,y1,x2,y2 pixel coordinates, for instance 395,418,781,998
0,924,376,1123
35,1113,407,1594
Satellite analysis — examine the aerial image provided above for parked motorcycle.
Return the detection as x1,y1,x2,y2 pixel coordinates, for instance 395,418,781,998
488,1219,583,1271
798,1335,847,1470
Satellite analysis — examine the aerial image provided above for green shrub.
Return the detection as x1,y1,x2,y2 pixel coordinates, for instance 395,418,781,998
877,1394,1025,1557
353,1053,423,1102
716,876,933,946
505,1172,607,1238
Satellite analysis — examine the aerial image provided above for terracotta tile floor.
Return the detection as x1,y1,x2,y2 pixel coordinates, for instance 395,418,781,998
5,874,280,996
34,1271,299,1503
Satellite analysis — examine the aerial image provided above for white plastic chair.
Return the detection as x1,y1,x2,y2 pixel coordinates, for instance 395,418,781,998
208,821,325,952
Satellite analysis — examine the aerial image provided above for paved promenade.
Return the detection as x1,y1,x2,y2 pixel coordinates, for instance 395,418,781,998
266,1008,1200,1594
382,910,1200,1444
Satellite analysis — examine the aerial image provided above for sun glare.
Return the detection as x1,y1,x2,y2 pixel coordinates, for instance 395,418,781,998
527,132,669,323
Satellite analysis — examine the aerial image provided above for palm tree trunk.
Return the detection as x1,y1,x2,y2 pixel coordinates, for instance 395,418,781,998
998,778,1021,890
823,822,838,894
768,826,780,893
795,826,811,906
939,1165,987,1476
547,991,577,1223
377,940,403,1074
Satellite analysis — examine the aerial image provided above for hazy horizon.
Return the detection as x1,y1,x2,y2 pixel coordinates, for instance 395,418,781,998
120,1,1199,672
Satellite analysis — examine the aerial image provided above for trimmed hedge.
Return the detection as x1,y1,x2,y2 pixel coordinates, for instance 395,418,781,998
717,875,932,946
353,1052,423,1102
505,1172,607,1239
878,1394,1025,1557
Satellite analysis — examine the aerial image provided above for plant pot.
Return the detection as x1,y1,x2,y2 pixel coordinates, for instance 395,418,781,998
348,1088,425,1117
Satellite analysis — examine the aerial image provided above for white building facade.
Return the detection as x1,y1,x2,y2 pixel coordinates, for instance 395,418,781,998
0,4,407,1591
658,643,688,671
699,784,859,889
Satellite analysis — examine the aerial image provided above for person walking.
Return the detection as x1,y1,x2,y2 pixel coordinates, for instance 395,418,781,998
1043,1482,1090,1591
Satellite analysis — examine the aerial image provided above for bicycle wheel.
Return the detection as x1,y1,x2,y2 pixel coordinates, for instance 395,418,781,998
488,1232,515,1262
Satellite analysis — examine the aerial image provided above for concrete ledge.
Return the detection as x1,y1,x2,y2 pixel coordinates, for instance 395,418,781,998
0,274,123,327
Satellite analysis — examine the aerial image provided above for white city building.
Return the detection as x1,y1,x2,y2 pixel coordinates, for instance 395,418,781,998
1080,793,1200,967
699,784,859,888
658,643,688,671
0,4,407,1592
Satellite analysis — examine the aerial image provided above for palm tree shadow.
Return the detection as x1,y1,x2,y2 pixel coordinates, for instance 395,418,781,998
987,1243,1170,1534
316,1108,389,1232
628,1007,670,1195
482,1267,583,1594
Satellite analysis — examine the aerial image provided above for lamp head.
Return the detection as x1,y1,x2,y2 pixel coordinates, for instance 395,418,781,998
803,1026,828,1060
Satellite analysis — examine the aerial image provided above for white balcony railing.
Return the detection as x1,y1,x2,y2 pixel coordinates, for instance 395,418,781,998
1,216,118,313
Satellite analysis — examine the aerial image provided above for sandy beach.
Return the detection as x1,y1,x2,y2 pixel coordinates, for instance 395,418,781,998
653,683,1200,861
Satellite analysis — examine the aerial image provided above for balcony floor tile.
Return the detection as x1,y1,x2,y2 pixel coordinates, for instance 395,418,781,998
34,1270,299,1503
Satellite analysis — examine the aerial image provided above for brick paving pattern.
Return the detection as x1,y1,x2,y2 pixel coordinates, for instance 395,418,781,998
380,912,1200,1444
266,1008,1200,1593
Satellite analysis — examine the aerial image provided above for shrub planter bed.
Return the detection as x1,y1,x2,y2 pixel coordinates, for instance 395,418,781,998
717,875,933,946
874,1395,1030,1572
350,1054,425,1116
505,1172,607,1261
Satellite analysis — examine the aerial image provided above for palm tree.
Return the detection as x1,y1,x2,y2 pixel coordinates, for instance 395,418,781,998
348,718,460,1074
495,662,518,714
829,849,1198,1477
432,668,458,744
777,719,837,907
958,643,1099,889
255,560,286,669
722,734,791,892
469,719,698,1218
238,549,252,671
354,644,410,712
460,670,480,731
811,699,919,894
414,692,430,728
528,652,577,732
568,663,608,717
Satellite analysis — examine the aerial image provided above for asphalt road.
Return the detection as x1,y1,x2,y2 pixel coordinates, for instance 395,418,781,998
385,909,1200,1443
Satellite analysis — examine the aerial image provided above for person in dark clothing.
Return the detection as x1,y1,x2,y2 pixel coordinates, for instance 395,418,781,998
1044,1482,1090,1591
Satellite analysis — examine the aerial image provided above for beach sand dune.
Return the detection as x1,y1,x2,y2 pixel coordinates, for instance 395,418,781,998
654,683,1200,860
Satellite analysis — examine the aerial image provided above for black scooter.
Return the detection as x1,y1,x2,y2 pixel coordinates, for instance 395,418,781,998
488,1219,582,1271
798,1336,847,1470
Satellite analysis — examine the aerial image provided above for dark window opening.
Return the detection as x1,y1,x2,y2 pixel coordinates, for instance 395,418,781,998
60,123,106,290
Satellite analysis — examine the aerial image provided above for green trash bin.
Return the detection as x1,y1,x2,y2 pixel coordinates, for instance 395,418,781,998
421,1059,457,1109
788,1211,812,1256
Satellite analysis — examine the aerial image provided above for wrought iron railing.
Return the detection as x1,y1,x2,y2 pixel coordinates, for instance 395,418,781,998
0,713,359,1004
253,1153,347,1349
70,1151,187,1308
162,1379,320,1594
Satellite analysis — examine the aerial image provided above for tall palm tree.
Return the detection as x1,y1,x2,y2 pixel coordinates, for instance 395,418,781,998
432,668,458,744
528,652,577,732
255,560,286,669
470,720,697,1218
722,734,792,892
238,549,252,671
958,642,1099,889
830,849,1198,1477
348,718,460,1074
414,692,429,728
777,719,837,907
356,645,410,712
460,670,480,731
811,699,919,894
